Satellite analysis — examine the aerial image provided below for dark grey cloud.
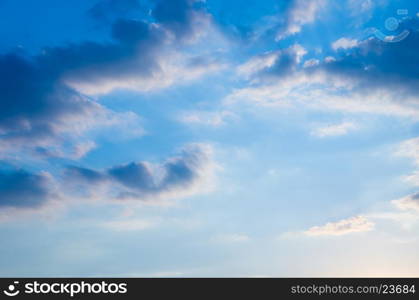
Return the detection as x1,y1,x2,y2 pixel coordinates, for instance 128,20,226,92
66,144,213,201
0,169,53,208
0,54,99,135
275,0,323,40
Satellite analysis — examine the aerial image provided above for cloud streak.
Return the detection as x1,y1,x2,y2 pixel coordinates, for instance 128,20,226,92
304,216,374,236
65,144,216,203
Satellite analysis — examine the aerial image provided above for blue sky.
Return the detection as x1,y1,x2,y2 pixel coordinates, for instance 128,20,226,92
0,0,419,277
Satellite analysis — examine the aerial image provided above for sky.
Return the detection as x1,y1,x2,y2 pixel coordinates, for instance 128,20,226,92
0,0,419,277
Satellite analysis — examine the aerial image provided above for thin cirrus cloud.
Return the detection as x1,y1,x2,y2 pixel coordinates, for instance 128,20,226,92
311,121,358,138
304,216,375,236
40,0,222,96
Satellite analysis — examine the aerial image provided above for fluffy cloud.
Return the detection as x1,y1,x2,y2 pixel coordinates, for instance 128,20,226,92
276,0,325,40
65,144,216,203
332,38,359,51
0,53,119,158
304,216,374,236
179,110,237,127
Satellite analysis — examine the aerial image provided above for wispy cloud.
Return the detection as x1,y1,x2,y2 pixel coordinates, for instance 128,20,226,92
304,216,374,236
311,121,358,137
392,193,419,213
210,233,250,243
179,110,237,127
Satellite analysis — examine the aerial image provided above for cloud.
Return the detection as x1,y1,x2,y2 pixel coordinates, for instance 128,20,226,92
311,121,358,137
237,51,280,79
303,58,320,68
236,44,307,82
179,110,237,127
0,0,222,160
304,216,374,236
319,24,419,95
65,144,216,203
392,193,419,213
42,18,218,95
210,233,250,243
100,219,157,231
396,137,419,166
276,0,325,40
396,138,419,186
228,19,419,118
332,38,359,51
0,169,55,209
44,1,222,96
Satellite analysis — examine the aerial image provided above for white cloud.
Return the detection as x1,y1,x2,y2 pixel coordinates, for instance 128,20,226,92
179,110,237,127
303,58,320,68
392,193,419,213
311,121,358,137
237,51,279,78
304,216,374,236
69,53,226,95
395,138,419,186
276,0,325,40
324,56,336,63
332,38,359,51
403,171,419,187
